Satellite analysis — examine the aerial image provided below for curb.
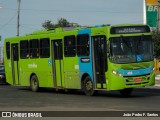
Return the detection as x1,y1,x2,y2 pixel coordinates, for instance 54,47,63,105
155,84,160,87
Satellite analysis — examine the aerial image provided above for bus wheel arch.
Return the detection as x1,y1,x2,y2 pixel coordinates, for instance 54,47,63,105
30,73,39,92
81,73,95,96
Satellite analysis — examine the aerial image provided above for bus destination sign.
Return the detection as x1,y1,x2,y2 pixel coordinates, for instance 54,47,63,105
110,26,150,34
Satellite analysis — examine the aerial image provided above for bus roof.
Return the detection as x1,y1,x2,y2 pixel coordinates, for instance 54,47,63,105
4,24,150,40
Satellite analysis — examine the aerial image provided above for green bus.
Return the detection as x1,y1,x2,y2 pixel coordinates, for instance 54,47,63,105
4,24,155,96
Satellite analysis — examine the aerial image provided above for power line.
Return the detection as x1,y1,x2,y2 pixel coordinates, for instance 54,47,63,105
3,7,141,14
21,25,41,30
0,13,17,31
0,0,6,3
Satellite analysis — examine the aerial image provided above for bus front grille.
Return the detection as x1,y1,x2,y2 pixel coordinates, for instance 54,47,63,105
124,75,150,86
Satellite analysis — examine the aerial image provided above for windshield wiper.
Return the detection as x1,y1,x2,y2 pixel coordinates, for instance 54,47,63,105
135,35,143,54
120,36,133,53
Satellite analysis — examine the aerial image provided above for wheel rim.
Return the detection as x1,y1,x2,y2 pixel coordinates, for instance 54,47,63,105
32,78,37,90
85,80,93,91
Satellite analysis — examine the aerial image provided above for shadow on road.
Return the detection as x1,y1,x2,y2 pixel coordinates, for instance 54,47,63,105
15,86,160,98
1,85,160,98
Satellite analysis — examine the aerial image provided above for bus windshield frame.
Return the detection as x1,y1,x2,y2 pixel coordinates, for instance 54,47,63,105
109,35,154,64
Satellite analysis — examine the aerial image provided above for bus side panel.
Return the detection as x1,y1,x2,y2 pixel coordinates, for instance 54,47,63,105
46,59,54,88
4,39,19,85
63,57,80,89
5,60,13,85
19,59,35,86
78,29,94,82
19,59,54,88
32,59,53,88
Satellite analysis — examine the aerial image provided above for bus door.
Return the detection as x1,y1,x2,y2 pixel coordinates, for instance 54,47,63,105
51,40,63,88
92,35,107,89
11,43,19,85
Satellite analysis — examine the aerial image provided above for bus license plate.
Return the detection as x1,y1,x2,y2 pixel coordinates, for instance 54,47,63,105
134,78,142,82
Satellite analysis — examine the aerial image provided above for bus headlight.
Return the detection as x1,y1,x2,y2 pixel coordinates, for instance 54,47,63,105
118,73,123,77
153,67,155,71
112,70,123,77
150,67,155,74
112,70,117,75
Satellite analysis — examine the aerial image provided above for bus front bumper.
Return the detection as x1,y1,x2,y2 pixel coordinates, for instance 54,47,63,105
108,73,155,91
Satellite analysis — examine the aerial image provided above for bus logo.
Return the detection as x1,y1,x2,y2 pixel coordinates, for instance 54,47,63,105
81,58,90,63
28,63,37,68
127,71,133,75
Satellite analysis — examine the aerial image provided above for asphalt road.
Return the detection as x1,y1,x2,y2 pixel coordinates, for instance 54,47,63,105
0,85,160,112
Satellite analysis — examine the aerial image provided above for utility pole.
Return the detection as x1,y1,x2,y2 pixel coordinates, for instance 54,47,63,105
143,0,146,25
17,0,21,36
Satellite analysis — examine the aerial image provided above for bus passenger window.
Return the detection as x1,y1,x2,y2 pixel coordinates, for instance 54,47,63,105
13,44,19,61
77,34,90,56
40,38,50,58
6,42,10,59
64,35,76,57
20,40,29,59
30,39,39,58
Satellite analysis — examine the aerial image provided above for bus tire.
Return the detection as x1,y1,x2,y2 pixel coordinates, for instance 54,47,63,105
82,76,95,96
119,88,133,97
30,75,39,92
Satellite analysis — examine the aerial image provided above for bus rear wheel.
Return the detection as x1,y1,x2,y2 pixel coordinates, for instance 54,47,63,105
30,75,39,92
82,76,95,96
119,88,133,96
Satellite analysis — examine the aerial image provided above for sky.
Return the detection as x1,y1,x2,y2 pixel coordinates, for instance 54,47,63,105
0,0,143,45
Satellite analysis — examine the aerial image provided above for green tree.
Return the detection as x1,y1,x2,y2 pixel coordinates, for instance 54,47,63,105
57,18,70,27
42,18,79,30
152,29,160,59
42,20,55,30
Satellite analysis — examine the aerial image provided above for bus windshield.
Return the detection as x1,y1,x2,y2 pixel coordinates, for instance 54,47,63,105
110,35,154,64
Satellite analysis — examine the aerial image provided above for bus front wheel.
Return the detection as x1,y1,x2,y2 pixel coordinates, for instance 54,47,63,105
30,75,39,92
82,76,95,96
119,88,133,96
